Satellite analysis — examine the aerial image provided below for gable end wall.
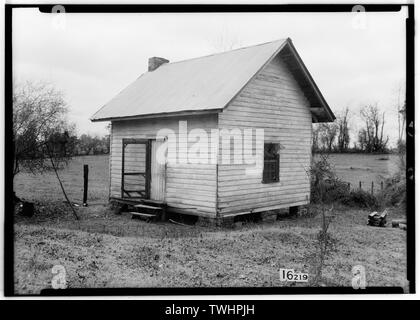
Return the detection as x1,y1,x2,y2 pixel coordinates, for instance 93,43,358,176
217,54,312,215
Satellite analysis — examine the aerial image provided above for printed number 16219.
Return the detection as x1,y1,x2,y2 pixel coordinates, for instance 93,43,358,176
279,269,309,282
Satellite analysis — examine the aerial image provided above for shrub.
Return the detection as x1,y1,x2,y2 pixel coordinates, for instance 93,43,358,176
310,154,335,203
376,152,406,208
310,154,350,204
310,153,406,210
340,189,379,209
378,172,406,208
311,179,350,204
311,154,379,209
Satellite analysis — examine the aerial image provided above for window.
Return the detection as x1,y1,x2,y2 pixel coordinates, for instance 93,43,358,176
262,143,280,183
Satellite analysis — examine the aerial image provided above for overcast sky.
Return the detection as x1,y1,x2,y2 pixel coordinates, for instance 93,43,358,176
13,8,407,146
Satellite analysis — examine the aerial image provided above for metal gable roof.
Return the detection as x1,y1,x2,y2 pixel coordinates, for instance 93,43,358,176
91,38,334,122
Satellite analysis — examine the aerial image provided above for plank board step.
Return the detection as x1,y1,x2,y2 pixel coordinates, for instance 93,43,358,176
129,212,156,218
141,199,166,206
133,204,163,210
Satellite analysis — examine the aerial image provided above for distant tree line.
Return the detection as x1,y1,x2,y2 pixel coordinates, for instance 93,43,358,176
72,133,110,156
312,103,406,154
59,133,110,156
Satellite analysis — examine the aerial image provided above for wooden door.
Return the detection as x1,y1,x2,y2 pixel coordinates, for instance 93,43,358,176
150,140,166,201
121,139,149,199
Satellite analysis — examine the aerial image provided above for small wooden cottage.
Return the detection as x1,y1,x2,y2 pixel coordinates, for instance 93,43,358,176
91,38,335,220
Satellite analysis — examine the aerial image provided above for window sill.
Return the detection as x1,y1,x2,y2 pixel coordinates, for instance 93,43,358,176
261,180,280,184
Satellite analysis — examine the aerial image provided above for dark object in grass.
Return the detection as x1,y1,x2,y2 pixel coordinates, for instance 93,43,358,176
367,209,387,227
392,219,407,229
109,202,127,215
83,164,89,207
377,157,389,161
18,201,35,217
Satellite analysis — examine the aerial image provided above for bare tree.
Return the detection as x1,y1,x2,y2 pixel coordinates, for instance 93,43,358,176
13,80,75,178
312,124,321,153
358,104,389,153
209,25,243,52
336,107,351,153
319,123,338,152
77,133,110,155
357,128,368,152
78,134,96,155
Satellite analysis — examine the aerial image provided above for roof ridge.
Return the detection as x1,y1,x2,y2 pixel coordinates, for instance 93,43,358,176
91,37,334,123
158,38,287,68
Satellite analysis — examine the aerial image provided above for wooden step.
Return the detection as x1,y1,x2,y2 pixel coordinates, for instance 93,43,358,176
134,204,163,211
130,212,156,218
130,212,157,220
140,199,165,206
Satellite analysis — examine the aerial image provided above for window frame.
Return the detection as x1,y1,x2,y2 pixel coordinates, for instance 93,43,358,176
262,142,280,184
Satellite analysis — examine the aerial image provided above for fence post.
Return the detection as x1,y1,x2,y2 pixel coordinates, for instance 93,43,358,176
381,181,384,191
371,181,374,195
359,181,362,190
83,164,89,207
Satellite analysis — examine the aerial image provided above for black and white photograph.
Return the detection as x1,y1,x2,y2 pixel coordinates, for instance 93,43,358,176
3,2,414,298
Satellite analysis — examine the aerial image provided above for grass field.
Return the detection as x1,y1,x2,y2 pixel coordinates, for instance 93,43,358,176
13,154,407,294
14,155,109,203
316,153,401,192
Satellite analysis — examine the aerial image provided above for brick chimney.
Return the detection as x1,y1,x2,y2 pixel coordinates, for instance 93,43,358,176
148,57,169,72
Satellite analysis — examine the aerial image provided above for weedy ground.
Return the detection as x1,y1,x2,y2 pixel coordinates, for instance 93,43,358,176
13,154,407,294
14,203,406,294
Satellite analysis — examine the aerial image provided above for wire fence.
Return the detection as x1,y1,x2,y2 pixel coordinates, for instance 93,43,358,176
347,180,385,194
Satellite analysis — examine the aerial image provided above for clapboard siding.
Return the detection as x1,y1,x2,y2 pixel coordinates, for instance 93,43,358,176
217,55,312,215
108,55,313,217
110,114,218,217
